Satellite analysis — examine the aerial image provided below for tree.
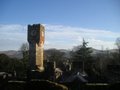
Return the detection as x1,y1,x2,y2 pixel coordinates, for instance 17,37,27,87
20,43,29,58
72,39,93,72
109,37,120,64
116,37,120,52
0,54,24,77
0,54,10,72
20,43,29,76
103,37,120,65
45,49,65,70
116,37,120,62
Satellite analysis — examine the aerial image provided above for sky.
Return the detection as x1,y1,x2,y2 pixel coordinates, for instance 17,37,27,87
0,0,120,51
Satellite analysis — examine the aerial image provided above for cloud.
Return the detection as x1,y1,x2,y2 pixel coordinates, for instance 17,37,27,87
0,24,119,51
0,24,27,51
44,24,120,50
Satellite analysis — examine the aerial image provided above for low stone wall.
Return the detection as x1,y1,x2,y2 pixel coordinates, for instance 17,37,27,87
1,80,120,90
4,80,68,90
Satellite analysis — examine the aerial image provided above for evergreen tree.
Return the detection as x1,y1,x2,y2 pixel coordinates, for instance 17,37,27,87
20,43,29,76
116,37,120,63
73,39,93,72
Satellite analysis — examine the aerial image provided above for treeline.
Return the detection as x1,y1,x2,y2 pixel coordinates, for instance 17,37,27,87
0,54,25,78
0,37,120,82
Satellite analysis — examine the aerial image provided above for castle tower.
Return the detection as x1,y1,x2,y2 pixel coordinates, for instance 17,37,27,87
28,24,45,72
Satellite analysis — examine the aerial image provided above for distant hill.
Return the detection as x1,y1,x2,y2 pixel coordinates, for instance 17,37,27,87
91,48,118,55
0,48,118,59
0,50,23,59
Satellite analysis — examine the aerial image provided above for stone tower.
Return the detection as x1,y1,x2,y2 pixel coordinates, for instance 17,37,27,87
28,24,45,72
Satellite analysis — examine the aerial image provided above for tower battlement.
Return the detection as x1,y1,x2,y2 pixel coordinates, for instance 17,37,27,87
28,24,45,72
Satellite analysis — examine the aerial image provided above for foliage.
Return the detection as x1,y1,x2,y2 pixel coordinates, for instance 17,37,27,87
115,37,120,63
1,38,120,82
72,39,93,71
45,49,66,70
0,43,29,78
0,54,24,77
116,37,120,51
19,43,29,76
20,43,29,59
